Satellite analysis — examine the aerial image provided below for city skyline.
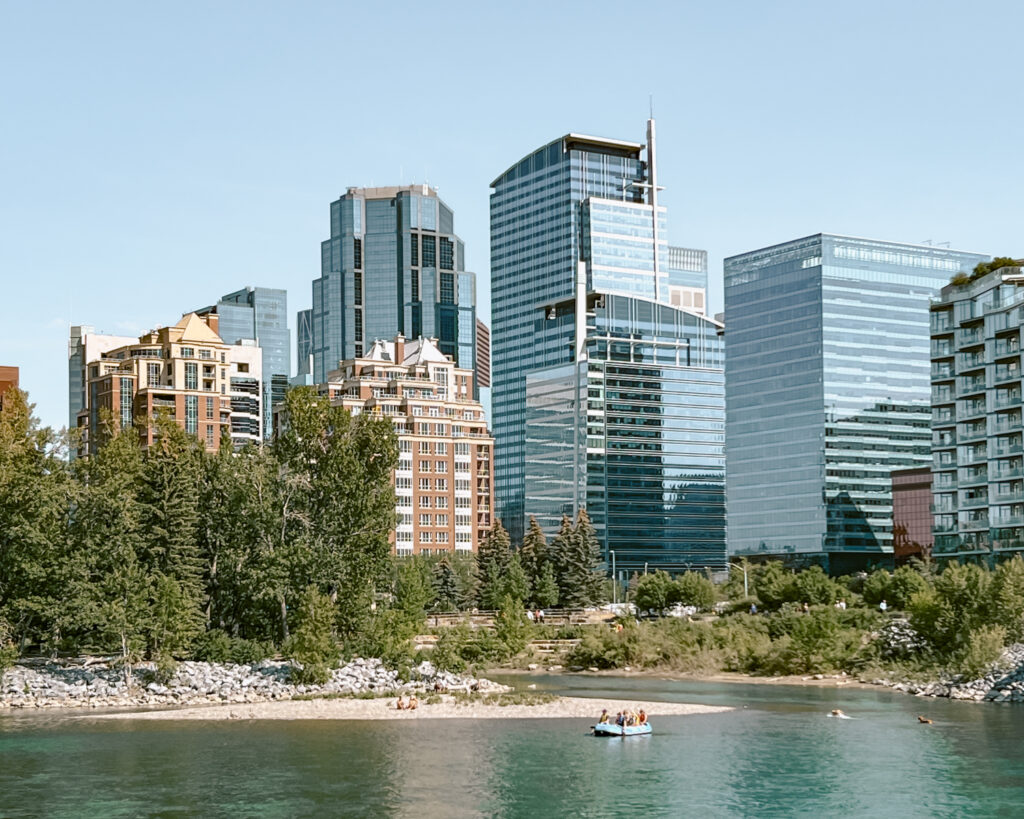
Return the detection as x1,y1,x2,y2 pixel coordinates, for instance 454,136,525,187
2,2,1020,433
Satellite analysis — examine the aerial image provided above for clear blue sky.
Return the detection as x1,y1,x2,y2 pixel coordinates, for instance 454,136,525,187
2,0,1021,432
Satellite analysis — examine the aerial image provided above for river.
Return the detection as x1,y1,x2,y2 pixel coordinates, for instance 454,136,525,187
1,674,1022,817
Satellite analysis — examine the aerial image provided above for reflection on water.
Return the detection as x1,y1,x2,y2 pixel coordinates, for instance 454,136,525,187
1,677,1023,818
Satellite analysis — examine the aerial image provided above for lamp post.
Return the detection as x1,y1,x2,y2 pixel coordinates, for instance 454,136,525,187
611,550,617,604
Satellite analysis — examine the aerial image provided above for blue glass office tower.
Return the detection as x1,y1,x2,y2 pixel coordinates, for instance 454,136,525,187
295,308,313,378
195,287,290,440
311,186,476,388
491,121,726,572
724,235,988,572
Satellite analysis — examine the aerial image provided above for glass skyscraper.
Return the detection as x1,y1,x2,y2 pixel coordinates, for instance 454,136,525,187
724,235,988,572
195,286,290,440
310,185,476,389
491,121,726,572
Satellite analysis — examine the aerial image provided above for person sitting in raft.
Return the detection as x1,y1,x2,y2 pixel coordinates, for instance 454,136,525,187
638,709,647,725
598,709,610,724
615,712,625,726
408,695,418,711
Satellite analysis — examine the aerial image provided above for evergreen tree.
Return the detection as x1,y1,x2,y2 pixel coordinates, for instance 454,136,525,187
287,585,340,685
395,559,433,624
432,558,460,612
534,562,559,608
476,519,512,609
519,516,548,595
559,509,605,607
477,519,511,569
500,553,531,605
548,515,574,603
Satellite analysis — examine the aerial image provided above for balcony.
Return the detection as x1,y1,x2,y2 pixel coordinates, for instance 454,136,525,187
957,327,985,347
933,410,956,427
958,470,988,487
960,516,990,532
960,495,989,510
956,354,986,373
994,394,1022,411
957,401,987,420
993,417,1023,435
961,448,988,466
956,377,987,398
995,365,1022,384
995,341,1021,360
931,363,955,380
933,522,959,535
992,514,1024,528
957,426,985,443
991,490,1024,504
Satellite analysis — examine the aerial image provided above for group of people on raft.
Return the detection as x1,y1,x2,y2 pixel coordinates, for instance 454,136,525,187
597,708,646,727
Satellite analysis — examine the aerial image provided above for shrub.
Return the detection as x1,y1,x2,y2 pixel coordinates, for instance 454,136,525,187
674,572,716,611
192,629,233,663
887,566,931,610
287,586,340,685
862,570,892,606
793,566,841,605
957,625,1006,679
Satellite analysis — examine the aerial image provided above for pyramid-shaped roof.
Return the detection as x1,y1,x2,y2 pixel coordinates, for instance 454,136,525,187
174,312,223,344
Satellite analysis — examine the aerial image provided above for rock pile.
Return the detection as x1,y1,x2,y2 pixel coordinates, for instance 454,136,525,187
868,643,1024,703
0,657,508,710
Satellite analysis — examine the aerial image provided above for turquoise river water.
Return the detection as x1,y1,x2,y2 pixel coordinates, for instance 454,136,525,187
1,674,1022,818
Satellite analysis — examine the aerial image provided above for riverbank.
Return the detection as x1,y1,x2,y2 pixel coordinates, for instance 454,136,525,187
87,695,729,722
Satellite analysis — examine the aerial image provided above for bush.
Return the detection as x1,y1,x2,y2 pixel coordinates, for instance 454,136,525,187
793,566,841,605
957,625,1006,679
286,586,340,685
0,619,18,673
192,629,232,663
494,596,529,657
674,572,716,611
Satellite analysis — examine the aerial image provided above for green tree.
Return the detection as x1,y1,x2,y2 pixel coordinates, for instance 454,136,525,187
477,519,511,570
274,388,398,638
756,562,796,609
793,566,840,606
287,585,340,685
990,556,1024,642
888,565,931,611
547,515,574,602
519,516,548,597
533,562,559,608
432,558,460,613
395,559,433,624
500,552,531,605
476,519,513,609
634,571,673,614
674,572,716,611
494,594,529,657
862,569,892,606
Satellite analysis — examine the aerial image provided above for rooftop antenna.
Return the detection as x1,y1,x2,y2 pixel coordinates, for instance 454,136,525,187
649,93,654,119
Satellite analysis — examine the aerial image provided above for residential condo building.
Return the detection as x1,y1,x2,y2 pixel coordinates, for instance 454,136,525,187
0,365,19,410
490,120,726,574
74,313,263,456
310,186,477,390
930,261,1024,564
725,234,988,573
314,335,493,555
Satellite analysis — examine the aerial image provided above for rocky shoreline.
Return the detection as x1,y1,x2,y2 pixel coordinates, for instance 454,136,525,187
0,658,507,710
867,643,1024,703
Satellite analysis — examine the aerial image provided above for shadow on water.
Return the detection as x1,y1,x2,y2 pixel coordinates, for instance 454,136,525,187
2,675,1023,818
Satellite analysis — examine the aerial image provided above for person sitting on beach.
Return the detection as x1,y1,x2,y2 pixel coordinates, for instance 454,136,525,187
396,697,406,710
408,695,418,711
598,709,610,724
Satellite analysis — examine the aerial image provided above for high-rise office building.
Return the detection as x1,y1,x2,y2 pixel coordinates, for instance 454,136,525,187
296,308,313,377
667,246,708,315
725,234,988,572
194,287,289,440
311,185,477,390
930,260,1024,564
75,313,262,456
491,121,726,573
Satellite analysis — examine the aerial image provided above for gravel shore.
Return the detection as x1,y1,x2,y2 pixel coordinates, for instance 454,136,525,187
87,695,731,722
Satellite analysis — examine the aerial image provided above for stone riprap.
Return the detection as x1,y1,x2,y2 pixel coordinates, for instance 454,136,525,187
867,643,1024,703
0,658,508,710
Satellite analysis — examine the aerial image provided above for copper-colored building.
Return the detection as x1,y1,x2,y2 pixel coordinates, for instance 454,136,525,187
77,313,262,456
475,319,490,389
892,467,933,564
322,335,493,555
0,365,19,410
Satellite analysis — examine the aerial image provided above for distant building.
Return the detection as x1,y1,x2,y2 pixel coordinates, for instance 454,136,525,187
725,234,988,573
193,286,289,439
891,467,933,564
0,365,19,410
490,120,725,573
296,307,313,377
930,260,1024,564
311,335,493,556
311,185,477,391
75,313,262,456
69,326,138,446
475,319,490,389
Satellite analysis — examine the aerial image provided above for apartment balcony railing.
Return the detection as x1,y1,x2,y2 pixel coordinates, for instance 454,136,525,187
992,514,1024,528
957,327,985,347
991,490,1024,504
960,496,989,510
994,395,1022,411
960,516,990,532
958,471,988,487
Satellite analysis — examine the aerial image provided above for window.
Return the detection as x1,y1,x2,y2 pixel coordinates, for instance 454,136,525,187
206,425,214,447
436,496,448,509
185,395,198,435
436,461,448,473
185,362,198,390
419,441,431,454
206,397,214,419
435,442,447,455
400,439,412,452
147,362,161,386
440,272,454,304
410,233,419,266
419,460,431,472
220,353,226,363
419,495,431,508
237,363,249,373
455,442,469,455
419,514,431,527
120,378,133,430
422,235,436,268
396,476,412,490
436,531,449,544
354,238,362,269
436,514,448,527
440,237,454,270
200,349,212,360
181,347,194,358
419,478,430,491
435,478,447,491
420,531,432,543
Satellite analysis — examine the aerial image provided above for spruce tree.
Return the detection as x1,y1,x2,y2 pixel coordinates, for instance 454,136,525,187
534,562,559,608
575,508,606,605
476,519,512,609
519,516,548,597
500,553,531,605
432,558,459,613
548,515,574,604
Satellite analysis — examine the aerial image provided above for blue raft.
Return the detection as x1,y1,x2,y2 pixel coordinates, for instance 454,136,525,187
592,722,652,737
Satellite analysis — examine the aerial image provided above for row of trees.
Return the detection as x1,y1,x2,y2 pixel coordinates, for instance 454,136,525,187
0,387,398,675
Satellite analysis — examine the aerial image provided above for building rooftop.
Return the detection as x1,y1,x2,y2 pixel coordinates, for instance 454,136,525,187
491,132,644,188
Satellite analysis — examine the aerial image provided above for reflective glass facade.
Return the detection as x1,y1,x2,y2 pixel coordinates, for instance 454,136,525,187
212,287,290,440
311,187,476,390
930,264,1024,564
725,234,988,571
295,308,313,376
492,126,725,572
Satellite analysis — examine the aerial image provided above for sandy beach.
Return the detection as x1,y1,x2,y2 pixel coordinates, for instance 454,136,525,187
88,695,731,722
